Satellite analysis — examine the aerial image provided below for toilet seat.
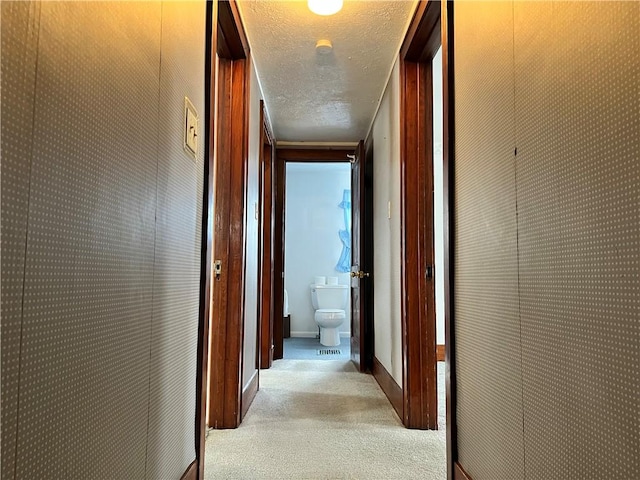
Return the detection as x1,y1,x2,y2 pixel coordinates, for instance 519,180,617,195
316,308,344,314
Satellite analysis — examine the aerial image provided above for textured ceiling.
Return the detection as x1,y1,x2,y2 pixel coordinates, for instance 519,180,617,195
238,0,417,143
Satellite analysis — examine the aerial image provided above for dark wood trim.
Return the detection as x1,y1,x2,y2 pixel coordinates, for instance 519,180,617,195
400,0,439,429
208,58,233,428
272,153,286,360
180,460,198,480
241,370,259,420
217,0,249,60
276,148,353,162
399,57,437,429
196,1,216,477
437,344,445,362
442,1,458,479
401,0,441,62
271,147,355,360
259,101,276,369
207,2,251,430
454,463,473,480
373,357,403,420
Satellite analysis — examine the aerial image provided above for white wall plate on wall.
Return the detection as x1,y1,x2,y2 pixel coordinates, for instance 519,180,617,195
184,96,198,159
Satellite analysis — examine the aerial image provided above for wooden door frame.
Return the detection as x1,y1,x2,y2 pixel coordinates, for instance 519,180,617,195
266,147,358,365
197,0,250,446
258,101,276,369
399,0,439,432
399,0,458,478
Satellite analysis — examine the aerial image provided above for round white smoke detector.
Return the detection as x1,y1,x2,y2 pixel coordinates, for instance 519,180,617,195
315,39,333,54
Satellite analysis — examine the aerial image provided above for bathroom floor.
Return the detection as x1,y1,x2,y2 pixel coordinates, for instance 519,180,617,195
283,336,351,360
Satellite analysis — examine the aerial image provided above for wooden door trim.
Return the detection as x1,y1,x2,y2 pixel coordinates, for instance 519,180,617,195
272,153,286,360
180,460,198,480
454,463,473,480
372,357,403,419
399,0,443,430
240,370,259,419
399,56,436,430
217,0,249,60
277,148,354,162
206,0,251,432
271,148,354,361
259,101,276,369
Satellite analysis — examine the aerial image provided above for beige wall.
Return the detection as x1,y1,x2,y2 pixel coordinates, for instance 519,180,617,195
1,2,206,478
369,58,403,385
242,58,264,392
454,2,639,479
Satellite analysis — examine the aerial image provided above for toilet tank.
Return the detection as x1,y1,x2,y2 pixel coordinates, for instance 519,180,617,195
311,284,348,309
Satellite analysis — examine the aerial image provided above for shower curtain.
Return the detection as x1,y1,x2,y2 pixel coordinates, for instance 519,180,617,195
336,189,351,273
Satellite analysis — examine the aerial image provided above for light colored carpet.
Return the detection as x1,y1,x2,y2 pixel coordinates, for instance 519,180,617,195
205,360,446,480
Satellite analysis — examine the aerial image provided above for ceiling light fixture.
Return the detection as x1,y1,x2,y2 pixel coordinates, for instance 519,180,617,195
308,0,343,16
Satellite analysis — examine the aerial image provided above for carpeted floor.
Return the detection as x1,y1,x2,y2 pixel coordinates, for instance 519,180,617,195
205,360,446,479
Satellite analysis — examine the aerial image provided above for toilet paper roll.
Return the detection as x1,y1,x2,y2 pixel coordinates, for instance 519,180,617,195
314,276,326,285
327,276,338,285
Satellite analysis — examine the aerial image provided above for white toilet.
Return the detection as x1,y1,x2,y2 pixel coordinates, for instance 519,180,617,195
310,282,348,347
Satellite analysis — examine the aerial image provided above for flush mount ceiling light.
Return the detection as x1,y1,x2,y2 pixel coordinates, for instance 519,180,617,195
308,0,343,16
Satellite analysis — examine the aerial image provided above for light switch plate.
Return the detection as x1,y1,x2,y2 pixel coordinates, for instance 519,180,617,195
184,97,198,159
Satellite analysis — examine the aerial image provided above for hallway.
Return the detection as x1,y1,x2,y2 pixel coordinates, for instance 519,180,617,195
204,361,446,479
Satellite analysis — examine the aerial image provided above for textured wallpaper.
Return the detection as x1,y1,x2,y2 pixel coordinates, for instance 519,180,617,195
1,2,205,479
1,3,42,478
454,1,639,479
454,3,524,478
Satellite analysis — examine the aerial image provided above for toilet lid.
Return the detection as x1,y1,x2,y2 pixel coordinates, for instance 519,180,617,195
316,308,345,315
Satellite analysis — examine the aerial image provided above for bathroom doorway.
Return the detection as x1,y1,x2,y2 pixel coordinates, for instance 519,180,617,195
282,161,352,361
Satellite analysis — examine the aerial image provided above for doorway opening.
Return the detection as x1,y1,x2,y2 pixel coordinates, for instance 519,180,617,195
197,1,458,477
264,145,374,372
282,162,352,362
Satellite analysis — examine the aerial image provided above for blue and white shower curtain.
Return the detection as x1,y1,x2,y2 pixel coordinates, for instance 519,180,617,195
336,189,351,273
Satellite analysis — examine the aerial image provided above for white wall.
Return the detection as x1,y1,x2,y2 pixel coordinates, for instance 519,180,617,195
433,46,446,346
242,58,264,390
284,163,352,337
370,58,403,385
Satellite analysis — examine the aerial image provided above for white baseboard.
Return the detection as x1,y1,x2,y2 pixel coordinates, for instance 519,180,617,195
291,331,351,338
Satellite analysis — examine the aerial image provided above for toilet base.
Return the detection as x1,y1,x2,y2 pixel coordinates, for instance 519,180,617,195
320,327,340,347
